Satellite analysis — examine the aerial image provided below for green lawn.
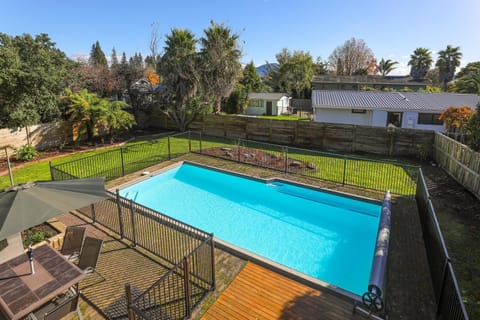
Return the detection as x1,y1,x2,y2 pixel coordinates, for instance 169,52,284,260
1,133,418,195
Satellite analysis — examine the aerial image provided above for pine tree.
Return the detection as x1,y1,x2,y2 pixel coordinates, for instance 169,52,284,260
89,41,108,67
111,47,119,69
240,62,263,92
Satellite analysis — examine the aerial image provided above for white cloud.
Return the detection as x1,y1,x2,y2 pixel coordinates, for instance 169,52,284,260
389,58,410,76
70,52,89,63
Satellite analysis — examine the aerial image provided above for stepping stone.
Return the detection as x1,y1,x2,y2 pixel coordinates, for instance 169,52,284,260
290,161,302,167
221,147,232,151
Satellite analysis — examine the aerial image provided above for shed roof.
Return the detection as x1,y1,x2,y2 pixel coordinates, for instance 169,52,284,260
248,92,289,100
312,90,479,112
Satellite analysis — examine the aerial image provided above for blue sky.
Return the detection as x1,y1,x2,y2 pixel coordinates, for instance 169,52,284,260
1,0,479,75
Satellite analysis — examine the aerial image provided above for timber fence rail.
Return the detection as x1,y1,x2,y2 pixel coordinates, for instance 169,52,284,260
416,169,469,320
433,132,480,199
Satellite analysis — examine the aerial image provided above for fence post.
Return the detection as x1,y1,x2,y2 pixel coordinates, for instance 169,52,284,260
342,157,347,185
237,139,241,163
129,199,137,247
284,146,288,174
91,203,96,223
168,136,171,160
48,161,54,181
116,189,125,239
125,283,136,320
183,257,192,318
120,148,125,176
199,132,203,154
210,234,216,290
188,131,192,152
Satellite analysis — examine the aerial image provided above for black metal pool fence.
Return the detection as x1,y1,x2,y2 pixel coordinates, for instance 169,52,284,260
49,131,469,319
74,190,215,320
50,131,419,195
416,170,469,320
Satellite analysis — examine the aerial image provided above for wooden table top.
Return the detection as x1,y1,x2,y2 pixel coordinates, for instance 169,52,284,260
0,244,87,320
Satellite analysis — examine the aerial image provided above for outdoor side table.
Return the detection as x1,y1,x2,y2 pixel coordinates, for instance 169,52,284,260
0,244,87,320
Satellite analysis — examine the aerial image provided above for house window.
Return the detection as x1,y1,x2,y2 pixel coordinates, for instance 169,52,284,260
352,109,366,114
418,113,443,125
253,99,263,108
386,112,403,127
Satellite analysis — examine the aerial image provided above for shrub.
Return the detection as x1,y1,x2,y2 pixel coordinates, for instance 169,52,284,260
16,144,38,161
29,231,52,245
468,104,480,151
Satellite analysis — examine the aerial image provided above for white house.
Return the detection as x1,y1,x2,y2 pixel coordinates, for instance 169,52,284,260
245,92,291,116
312,90,480,131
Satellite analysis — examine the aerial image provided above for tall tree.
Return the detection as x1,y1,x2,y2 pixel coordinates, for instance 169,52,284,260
89,41,108,67
148,22,160,69
450,62,480,94
377,58,398,76
328,38,375,76
158,28,201,131
313,57,329,76
436,45,462,91
110,47,119,69
408,47,433,81
224,62,263,114
239,61,263,92
266,48,314,98
0,33,72,129
200,21,242,114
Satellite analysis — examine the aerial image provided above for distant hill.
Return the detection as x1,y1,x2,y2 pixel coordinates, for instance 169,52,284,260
256,63,278,77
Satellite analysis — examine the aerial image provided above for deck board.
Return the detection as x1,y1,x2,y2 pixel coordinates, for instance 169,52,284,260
202,262,365,320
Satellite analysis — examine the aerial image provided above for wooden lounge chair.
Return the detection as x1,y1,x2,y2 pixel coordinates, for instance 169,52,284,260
28,287,82,320
77,236,104,280
60,226,86,261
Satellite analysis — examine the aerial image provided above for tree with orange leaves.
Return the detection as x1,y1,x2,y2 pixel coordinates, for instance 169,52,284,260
145,69,160,85
438,106,475,133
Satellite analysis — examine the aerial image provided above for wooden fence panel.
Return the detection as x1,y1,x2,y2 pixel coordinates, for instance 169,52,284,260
434,132,480,199
147,114,434,158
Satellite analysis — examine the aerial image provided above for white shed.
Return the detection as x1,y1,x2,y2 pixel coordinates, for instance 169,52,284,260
245,92,291,116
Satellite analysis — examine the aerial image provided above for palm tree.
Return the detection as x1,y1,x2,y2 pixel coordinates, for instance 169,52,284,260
158,29,200,131
64,89,109,142
200,21,242,114
408,48,433,81
436,45,462,91
377,58,398,77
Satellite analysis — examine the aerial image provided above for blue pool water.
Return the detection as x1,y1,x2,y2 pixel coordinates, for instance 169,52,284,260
120,163,381,295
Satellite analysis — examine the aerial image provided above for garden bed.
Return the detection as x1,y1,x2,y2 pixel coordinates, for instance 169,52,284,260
200,146,317,174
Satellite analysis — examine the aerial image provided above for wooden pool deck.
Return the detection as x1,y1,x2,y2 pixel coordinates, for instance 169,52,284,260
201,262,366,320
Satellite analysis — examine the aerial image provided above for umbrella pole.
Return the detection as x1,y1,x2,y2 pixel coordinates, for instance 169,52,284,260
26,230,35,275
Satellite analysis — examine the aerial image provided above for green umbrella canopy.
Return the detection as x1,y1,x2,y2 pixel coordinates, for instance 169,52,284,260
0,178,107,241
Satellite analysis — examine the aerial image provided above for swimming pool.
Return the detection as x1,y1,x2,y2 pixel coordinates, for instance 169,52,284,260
120,163,381,296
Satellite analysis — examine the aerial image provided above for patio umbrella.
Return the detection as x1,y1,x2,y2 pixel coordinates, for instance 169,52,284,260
0,178,107,274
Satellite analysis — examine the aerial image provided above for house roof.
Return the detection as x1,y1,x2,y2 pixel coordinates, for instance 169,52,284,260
248,92,289,100
312,75,427,85
312,90,480,112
